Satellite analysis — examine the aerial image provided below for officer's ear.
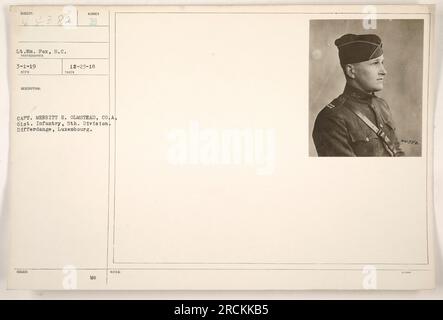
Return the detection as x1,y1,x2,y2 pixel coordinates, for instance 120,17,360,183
343,64,356,79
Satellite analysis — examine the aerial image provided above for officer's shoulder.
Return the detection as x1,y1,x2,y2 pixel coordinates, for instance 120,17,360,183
318,94,349,118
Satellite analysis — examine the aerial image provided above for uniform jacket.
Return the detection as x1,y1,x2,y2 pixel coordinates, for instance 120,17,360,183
312,84,404,157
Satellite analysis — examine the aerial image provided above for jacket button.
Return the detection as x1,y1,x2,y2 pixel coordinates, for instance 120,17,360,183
380,123,383,128
365,137,370,142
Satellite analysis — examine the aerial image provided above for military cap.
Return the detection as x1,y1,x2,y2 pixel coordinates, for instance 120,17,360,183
335,33,383,65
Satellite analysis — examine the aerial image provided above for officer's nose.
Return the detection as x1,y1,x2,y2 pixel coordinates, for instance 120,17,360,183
380,63,387,76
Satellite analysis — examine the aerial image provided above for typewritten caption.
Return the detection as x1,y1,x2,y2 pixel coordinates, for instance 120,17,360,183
15,114,117,133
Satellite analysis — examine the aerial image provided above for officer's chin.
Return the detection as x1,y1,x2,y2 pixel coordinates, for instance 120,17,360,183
372,83,384,92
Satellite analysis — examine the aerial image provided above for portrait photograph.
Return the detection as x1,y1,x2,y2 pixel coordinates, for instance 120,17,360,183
309,19,424,157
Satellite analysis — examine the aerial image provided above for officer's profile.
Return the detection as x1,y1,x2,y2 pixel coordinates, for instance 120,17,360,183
312,33,404,157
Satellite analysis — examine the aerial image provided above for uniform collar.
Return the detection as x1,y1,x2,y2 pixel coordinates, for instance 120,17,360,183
343,83,375,102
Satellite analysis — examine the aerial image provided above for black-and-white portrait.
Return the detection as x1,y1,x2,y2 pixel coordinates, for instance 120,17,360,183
309,20,424,157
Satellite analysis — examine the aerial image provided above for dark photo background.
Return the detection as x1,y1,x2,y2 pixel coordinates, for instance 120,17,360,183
309,19,424,157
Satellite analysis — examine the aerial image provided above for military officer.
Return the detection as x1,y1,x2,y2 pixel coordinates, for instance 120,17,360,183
312,33,404,157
